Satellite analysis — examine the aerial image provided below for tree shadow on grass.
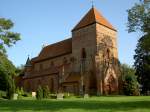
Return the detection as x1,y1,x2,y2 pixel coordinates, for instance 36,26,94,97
0,99,150,112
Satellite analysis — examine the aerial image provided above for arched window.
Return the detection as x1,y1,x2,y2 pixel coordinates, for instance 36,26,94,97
106,49,110,59
27,80,31,92
40,63,43,70
63,57,67,64
81,48,86,59
50,78,54,93
107,74,116,94
50,61,54,67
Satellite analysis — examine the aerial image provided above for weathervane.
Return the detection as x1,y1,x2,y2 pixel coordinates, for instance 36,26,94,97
91,0,94,8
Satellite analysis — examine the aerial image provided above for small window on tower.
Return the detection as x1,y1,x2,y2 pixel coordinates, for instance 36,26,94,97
81,48,86,59
106,49,110,59
63,57,67,64
50,61,54,67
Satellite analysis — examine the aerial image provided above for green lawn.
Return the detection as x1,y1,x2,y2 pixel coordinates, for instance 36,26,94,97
0,96,150,112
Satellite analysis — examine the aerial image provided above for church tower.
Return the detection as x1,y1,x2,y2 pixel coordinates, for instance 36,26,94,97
72,7,120,95
21,6,120,95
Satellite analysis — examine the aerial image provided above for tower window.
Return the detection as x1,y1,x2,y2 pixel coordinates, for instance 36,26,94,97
106,49,110,59
50,61,54,67
63,57,67,64
81,48,86,59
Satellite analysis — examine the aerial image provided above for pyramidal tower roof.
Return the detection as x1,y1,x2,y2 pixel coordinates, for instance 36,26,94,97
72,7,116,31
25,57,32,67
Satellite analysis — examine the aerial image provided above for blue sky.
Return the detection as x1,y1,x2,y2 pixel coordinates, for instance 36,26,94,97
0,0,140,67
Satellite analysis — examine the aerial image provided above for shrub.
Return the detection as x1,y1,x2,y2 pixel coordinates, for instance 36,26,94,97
43,86,49,99
22,92,31,97
16,87,24,99
49,94,57,99
36,85,43,100
0,90,6,98
6,76,15,99
123,74,139,96
20,87,24,95
63,93,75,98
121,64,140,96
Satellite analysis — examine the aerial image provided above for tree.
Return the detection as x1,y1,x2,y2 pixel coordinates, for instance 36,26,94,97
127,0,150,33
0,18,20,54
121,64,139,96
0,54,16,99
0,54,16,91
36,85,43,100
127,0,150,94
134,35,150,94
0,18,21,99
123,74,139,96
6,75,16,99
43,86,49,99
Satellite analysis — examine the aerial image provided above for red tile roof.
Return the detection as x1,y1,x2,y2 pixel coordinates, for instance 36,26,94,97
72,7,116,31
33,38,72,62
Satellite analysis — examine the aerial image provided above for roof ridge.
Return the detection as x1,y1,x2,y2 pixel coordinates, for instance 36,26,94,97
43,38,72,49
93,7,97,22
36,38,72,61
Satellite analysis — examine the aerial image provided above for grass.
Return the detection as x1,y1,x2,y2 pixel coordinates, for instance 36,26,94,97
0,96,150,112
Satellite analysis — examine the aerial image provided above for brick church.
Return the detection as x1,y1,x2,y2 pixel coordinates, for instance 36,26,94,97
20,7,120,95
